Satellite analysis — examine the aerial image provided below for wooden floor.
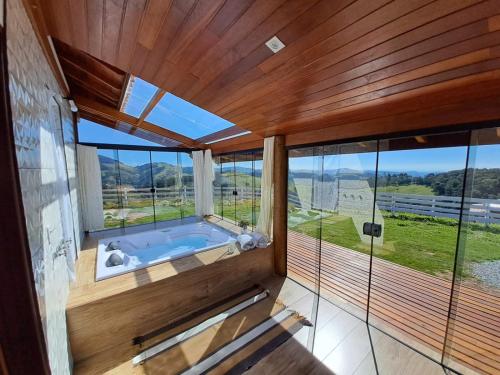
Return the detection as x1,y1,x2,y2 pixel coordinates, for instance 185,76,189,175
288,230,500,375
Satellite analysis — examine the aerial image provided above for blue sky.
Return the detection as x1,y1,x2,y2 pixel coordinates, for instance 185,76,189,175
145,93,234,139
290,145,500,173
78,119,160,147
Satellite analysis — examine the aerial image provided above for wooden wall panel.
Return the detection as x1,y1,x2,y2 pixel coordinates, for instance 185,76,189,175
67,245,274,363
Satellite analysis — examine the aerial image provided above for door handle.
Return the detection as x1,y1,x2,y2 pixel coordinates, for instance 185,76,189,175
363,222,382,237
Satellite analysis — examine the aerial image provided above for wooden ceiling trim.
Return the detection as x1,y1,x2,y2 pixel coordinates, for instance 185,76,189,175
220,16,496,122
286,94,500,147
75,95,205,149
137,0,173,50
265,70,500,137
204,0,483,117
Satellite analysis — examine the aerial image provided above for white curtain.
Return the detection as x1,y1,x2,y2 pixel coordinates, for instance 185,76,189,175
192,150,205,216
77,145,104,231
202,149,215,215
256,137,275,238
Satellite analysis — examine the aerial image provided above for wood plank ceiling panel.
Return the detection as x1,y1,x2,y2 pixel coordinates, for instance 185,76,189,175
36,0,500,148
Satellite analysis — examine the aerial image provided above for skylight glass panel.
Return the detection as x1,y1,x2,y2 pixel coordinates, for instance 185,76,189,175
78,119,161,147
121,77,159,118
145,93,234,139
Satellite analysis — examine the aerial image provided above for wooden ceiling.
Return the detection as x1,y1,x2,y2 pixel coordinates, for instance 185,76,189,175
52,39,127,109
27,0,500,150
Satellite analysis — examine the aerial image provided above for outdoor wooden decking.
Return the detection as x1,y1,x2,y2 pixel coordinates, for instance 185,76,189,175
287,230,500,375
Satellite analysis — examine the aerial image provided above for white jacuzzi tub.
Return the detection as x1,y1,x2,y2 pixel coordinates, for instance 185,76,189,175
96,221,236,280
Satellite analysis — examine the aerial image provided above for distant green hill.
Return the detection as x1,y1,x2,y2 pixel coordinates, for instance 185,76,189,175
99,155,192,189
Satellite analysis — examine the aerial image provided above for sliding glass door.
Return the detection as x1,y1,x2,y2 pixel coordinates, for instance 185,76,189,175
443,127,500,375
287,147,322,292
287,128,500,374
318,142,378,320
370,132,469,361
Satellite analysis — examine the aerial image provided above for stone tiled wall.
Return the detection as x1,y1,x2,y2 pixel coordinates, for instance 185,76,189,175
6,0,83,373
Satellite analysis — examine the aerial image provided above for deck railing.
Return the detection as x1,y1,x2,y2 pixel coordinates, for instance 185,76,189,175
288,191,500,224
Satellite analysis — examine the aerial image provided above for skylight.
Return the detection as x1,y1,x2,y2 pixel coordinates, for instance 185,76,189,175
121,77,158,118
78,119,162,147
145,93,234,139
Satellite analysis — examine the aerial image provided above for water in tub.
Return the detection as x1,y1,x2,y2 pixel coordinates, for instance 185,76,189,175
96,222,236,280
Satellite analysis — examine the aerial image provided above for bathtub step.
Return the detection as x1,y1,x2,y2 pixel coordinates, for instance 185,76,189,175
131,292,304,374
133,285,265,346
132,288,270,364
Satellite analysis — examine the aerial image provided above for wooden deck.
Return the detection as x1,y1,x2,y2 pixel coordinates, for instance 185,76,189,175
287,230,500,375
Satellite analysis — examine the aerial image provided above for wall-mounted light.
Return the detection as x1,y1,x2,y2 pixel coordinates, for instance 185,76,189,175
63,97,78,113
415,135,427,144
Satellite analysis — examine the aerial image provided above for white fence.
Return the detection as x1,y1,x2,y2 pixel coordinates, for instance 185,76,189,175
103,187,500,224
102,187,195,206
102,186,259,206
377,193,500,224
288,191,500,224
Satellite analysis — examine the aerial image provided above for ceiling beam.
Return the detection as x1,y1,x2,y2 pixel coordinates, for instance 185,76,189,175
196,125,255,144
137,89,166,127
58,55,123,94
75,95,206,149
209,133,264,155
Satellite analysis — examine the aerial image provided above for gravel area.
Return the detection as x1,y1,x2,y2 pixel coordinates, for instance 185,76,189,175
470,261,500,288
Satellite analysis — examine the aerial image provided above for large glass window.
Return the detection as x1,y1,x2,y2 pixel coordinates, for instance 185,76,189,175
98,149,122,229
96,147,195,229
443,127,500,375
286,128,500,374
151,151,182,222
212,150,263,229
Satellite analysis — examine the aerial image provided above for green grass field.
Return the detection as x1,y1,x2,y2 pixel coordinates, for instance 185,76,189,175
290,210,500,277
376,184,435,195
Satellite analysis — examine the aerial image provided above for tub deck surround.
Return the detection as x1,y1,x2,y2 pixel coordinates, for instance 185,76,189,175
66,217,274,368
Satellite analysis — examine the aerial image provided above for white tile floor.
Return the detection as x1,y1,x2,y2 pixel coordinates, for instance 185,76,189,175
266,277,453,375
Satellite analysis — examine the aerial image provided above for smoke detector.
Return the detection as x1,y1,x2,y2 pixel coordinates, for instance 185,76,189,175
265,36,285,53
